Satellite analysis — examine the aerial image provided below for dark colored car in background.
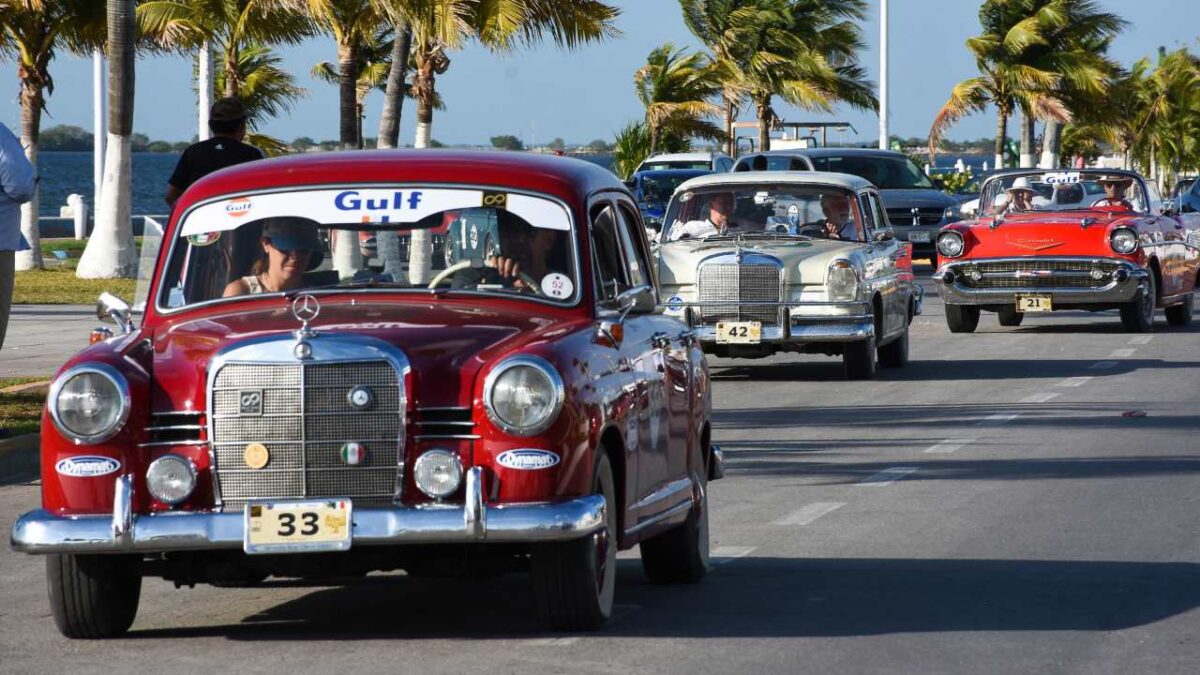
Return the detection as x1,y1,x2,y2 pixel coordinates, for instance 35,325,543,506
625,168,712,238
733,148,961,258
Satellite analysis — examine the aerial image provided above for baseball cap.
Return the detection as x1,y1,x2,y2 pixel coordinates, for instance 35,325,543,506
210,97,249,123
262,219,324,270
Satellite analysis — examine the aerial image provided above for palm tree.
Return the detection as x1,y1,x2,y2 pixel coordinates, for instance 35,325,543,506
297,0,382,151
313,23,393,148
0,0,106,271
634,44,723,155
1136,48,1200,188
610,120,692,181
77,0,138,279
215,42,307,155
731,0,877,152
371,0,620,283
375,17,411,149
680,0,765,156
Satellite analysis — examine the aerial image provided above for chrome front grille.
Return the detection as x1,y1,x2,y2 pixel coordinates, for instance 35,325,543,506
958,259,1122,289
888,207,945,225
210,360,404,511
697,263,783,325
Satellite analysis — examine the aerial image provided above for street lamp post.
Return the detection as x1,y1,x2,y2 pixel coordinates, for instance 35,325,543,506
878,0,889,151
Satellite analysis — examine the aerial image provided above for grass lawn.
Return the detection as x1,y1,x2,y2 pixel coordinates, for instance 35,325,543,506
13,267,137,305
0,377,46,437
40,237,143,255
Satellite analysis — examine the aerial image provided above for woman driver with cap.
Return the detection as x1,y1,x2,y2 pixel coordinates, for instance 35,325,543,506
223,219,325,297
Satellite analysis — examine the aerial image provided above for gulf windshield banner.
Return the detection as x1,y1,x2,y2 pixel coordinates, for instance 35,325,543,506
179,188,570,236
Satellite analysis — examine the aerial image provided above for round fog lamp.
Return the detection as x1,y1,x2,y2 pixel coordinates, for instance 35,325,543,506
146,455,197,505
1090,269,1106,281
413,449,463,499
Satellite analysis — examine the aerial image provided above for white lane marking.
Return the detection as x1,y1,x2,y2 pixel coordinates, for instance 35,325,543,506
976,413,1020,426
1128,335,1153,345
1058,376,1093,387
1020,392,1061,404
1089,360,1119,370
858,466,919,486
924,439,975,454
1109,348,1136,358
774,502,845,526
711,546,757,566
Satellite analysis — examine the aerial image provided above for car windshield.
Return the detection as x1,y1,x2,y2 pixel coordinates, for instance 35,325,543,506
809,155,934,189
640,173,702,204
640,160,711,171
662,184,866,242
157,186,578,310
979,170,1148,216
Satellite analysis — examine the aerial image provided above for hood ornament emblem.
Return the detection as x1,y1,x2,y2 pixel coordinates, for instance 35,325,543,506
1008,238,1063,251
291,293,320,344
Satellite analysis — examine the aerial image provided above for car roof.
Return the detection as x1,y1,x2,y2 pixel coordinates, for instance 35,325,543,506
673,170,874,193
736,147,908,160
177,149,625,215
634,168,713,177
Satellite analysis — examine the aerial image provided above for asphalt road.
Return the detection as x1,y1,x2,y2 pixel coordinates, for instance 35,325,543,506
1,275,1198,674
0,305,94,378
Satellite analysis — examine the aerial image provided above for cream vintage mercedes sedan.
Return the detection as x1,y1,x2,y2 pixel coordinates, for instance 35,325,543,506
655,172,922,379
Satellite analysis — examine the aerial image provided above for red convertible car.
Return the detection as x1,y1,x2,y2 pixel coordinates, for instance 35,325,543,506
933,169,1199,332
11,151,721,637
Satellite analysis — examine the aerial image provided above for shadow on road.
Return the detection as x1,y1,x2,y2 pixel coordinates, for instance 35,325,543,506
124,556,1200,640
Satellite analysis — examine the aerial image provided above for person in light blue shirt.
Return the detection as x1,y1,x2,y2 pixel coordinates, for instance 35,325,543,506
0,121,36,352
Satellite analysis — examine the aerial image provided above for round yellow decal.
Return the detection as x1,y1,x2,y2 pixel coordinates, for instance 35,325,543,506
243,442,270,470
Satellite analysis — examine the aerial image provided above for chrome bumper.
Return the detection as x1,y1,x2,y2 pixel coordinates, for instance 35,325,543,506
673,301,875,344
933,259,1148,306
10,469,606,555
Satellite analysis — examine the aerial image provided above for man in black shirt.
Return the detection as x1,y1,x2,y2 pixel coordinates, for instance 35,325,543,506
165,97,263,207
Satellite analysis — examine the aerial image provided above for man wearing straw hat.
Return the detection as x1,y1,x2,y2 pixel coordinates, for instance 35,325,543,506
1094,175,1134,209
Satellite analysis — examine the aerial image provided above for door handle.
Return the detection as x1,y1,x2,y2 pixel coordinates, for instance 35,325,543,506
617,357,632,373
651,332,671,349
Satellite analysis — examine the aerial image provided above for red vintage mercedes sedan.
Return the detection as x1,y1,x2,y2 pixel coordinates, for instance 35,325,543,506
11,150,721,637
934,169,1199,332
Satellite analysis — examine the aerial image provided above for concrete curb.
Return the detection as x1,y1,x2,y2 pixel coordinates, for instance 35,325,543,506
0,433,39,485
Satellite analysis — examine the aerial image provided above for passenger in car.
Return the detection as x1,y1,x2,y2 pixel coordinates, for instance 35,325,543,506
1001,177,1039,213
808,193,861,241
222,219,325,297
1095,176,1135,209
670,192,736,240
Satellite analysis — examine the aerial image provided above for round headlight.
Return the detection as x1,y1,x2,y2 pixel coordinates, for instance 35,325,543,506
937,231,965,258
146,455,197,505
49,364,130,444
826,260,860,302
484,356,564,436
413,449,463,499
1111,227,1139,254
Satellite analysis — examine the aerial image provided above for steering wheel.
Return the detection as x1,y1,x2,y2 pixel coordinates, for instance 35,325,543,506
427,259,543,296
796,224,826,238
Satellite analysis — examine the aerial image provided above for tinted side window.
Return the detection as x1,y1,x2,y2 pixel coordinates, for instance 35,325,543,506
870,194,889,228
859,194,876,231
615,203,651,288
717,157,733,172
590,204,630,302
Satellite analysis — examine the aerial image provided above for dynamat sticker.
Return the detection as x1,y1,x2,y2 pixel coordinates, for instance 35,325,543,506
496,449,561,470
180,188,571,237
55,456,121,478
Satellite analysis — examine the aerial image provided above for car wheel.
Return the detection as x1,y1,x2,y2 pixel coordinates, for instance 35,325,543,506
1165,292,1194,327
876,327,909,368
640,441,710,584
946,305,980,333
842,336,876,380
47,554,141,639
531,452,616,631
997,306,1024,326
1120,272,1157,332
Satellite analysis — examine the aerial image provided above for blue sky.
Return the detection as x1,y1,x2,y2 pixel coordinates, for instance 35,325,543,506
1,0,1197,146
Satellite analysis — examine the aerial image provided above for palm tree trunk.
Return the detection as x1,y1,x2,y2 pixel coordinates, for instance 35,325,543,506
1019,110,1035,168
224,42,239,98
408,75,435,284
723,95,734,157
376,21,411,150
994,110,1008,170
77,0,138,279
649,125,659,155
338,41,359,150
1040,120,1061,169
15,82,42,271
197,40,212,141
756,95,771,152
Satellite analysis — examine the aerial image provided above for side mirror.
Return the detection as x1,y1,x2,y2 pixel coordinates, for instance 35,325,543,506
872,228,895,243
1162,200,1177,216
623,179,637,190
614,285,657,315
96,291,135,334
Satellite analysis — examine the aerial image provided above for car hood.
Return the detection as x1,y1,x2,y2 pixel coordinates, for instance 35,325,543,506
879,188,958,209
955,211,1142,259
657,237,860,285
148,298,576,412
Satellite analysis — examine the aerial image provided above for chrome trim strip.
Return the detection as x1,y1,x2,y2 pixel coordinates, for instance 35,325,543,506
414,434,482,441
137,440,210,448
144,425,204,432
625,499,692,537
